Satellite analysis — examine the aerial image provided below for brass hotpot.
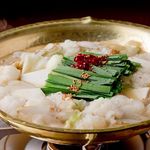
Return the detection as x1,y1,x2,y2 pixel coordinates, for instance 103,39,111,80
0,17,150,147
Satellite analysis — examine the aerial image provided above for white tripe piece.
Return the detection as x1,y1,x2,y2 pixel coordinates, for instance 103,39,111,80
110,95,145,117
11,88,45,106
36,43,62,57
5,85,45,108
17,96,75,128
0,81,35,101
78,41,99,49
17,102,64,128
47,92,87,122
47,92,75,110
61,40,80,56
0,95,26,116
32,114,64,128
99,40,142,56
47,93,76,121
36,43,54,56
125,56,150,88
0,65,20,85
17,102,50,120
75,95,146,129
75,114,107,129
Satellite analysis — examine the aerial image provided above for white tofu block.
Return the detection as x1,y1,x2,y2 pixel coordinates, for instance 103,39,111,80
21,69,48,87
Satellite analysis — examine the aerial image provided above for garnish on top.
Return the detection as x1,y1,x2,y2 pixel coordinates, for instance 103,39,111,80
42,52,140,101
73,53,108,70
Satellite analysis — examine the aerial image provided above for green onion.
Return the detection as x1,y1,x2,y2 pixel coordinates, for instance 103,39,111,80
42,53,140,101
108,54,128,61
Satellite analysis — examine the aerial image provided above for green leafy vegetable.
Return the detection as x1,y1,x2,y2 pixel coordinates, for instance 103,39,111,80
42,53,140,101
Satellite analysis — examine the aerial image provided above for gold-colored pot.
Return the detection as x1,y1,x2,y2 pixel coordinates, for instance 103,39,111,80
0,17,150,146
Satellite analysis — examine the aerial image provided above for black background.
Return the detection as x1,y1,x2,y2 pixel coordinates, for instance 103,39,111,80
0,0,150,27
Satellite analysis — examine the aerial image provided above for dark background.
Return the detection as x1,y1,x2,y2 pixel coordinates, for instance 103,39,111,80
0,0,150,27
